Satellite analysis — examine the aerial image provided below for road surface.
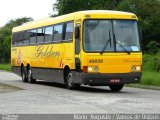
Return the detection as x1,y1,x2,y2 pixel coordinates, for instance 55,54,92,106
0,71,159,114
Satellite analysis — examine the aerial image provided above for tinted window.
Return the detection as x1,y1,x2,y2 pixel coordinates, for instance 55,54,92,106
18,32,24,42
44,26,53,43
17,41,23,45
12,33,17,45
23,31,30,45
37,28,45,43
30,29,37,44
53,24,63,42
65,22,74,40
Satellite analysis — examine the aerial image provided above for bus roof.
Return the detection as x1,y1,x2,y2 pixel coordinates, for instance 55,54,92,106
13,10,137,32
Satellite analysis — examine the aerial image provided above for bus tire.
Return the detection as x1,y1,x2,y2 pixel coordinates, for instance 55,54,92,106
65,70,80,90
21,67,28,83
109,84,124,91
27,68,36,83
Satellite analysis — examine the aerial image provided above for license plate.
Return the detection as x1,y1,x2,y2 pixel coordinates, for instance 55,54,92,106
110,79,120,83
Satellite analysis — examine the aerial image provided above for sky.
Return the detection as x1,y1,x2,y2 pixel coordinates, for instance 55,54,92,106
0,0,56,27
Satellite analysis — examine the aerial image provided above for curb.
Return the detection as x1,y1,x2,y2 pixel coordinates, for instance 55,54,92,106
125,84,160,90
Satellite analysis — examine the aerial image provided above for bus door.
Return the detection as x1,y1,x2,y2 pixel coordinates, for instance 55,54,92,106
75,23,81,72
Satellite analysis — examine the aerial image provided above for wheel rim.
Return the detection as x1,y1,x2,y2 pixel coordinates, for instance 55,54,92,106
28,70,31,82
67,72,73,87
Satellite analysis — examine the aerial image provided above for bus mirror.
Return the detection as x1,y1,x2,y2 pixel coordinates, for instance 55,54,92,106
75,27,80,39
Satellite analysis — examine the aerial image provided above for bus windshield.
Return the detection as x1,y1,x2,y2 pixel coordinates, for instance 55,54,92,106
83,20,140,53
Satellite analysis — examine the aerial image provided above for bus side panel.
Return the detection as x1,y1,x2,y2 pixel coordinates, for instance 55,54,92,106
35,68,64,84
12,66,21,77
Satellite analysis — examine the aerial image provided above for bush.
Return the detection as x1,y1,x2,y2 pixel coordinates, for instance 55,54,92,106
154,57,160,72
146,41,160,55
143,54,160,72
141,71,160,86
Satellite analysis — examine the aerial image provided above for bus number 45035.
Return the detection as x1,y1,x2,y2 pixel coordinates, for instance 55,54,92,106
89,59,103,63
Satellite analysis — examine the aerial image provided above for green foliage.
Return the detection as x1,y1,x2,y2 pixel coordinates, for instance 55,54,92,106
143,54,160,72
140,54,160,86
0,17,33,63
0,64,11,71
143,54,156,71
53,0,122,15
141,71,160,86
154,56,160,72
147,41,160,55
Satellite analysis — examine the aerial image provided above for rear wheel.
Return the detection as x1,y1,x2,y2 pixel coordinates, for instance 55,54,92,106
109,84,124,91
21,67,28,82
27,68,36,83
65,70,80,90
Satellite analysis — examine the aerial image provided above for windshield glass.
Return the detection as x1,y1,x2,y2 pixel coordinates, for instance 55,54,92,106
113,20,140,52
83,20,140,52
83,20,114,52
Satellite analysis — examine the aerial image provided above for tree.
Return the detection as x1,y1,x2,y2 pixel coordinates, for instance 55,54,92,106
53,0,123,15
0,17,33,63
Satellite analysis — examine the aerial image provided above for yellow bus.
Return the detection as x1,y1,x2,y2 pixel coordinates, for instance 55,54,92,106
11,10,142,91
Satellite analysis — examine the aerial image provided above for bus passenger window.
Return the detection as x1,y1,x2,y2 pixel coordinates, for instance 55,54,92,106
53,24,63,42
23,31,30,45
17,41,23,45
12,33,17,45
30,29,37,44
44,26,53,43
17,32,24,45
37,28,45,43
64,22,74,41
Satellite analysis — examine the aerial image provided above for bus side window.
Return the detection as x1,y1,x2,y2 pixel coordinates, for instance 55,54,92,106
12,33,17,45
30,29,37,44
23,31,30,45
37,28,45,44
44,26,53,43
64,22,74,41
17,32,24,45
53,24,63,42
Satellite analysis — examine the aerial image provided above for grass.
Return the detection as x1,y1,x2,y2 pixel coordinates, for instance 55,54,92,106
141,54,160,87
141,71,160,86
0,64,11,71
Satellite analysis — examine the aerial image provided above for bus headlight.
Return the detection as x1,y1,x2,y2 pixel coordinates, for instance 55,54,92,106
132,65,141,71
88,67,93,72
136,66,141,71
94,67,99,72
87,66,99,72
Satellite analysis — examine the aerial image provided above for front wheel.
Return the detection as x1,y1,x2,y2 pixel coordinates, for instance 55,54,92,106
65,71,80,90
109,84,124,92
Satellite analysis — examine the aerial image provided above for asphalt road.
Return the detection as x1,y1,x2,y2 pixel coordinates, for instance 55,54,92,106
0,71,160,114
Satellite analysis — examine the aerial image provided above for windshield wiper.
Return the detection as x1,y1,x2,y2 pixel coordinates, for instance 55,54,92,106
100,30,111,55
113,33,130,55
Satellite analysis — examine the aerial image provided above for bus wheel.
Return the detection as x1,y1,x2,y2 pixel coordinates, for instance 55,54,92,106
27,68,36,83
65,71,80,90
21,67,28,82
109,84,124,92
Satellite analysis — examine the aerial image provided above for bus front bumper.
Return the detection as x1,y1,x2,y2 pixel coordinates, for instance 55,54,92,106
82,72,142,85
